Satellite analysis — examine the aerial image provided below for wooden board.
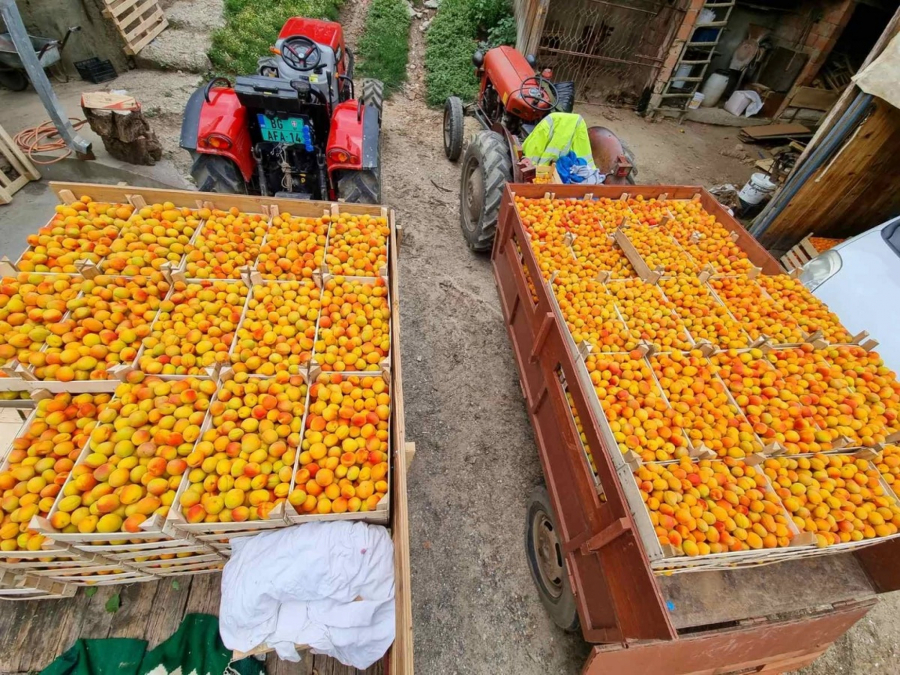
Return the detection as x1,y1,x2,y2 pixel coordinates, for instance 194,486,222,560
0,123,40,204
761,98,900,250
661,553,875,630
740,123,813,143
786,86,840,113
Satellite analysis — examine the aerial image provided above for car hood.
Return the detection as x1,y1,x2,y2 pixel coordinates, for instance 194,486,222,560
814,227,900,374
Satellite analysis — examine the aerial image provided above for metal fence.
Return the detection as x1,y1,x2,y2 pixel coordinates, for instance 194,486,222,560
519,0,688,107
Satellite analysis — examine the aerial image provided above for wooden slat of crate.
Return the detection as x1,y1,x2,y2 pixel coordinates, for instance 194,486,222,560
0,124,40,205
101,0,168,55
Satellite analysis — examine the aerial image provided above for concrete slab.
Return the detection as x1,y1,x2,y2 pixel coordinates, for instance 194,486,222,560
0,180,58,259
135,29,213,73
166,0,225,32
0,71,199,189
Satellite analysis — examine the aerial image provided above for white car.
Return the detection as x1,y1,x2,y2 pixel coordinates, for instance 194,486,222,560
800,216,900,374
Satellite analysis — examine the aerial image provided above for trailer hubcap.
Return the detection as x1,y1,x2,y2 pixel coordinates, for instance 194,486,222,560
533,512,564,599
462,158,484,233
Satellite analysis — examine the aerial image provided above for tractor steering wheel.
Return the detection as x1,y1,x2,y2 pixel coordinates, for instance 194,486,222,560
517,76,559,113
281,36,321,72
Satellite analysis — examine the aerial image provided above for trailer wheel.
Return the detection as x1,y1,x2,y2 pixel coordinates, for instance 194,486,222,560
459,130,512,252
443,96,464,161
190,153,247,194
525,486,580,633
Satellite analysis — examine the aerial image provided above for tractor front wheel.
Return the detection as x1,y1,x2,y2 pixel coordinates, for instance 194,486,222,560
190,153,247,194
459,130,511,252
362,79,384,123
338,169,381,204
443,96,464,161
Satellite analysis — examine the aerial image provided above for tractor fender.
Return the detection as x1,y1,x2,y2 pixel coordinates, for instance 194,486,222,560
326,100,379,174
182,85,255,183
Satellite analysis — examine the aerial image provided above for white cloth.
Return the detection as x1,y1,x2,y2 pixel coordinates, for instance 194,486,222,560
219,522,395,669
854,32,900,110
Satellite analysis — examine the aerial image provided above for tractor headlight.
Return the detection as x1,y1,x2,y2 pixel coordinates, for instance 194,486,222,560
800,250,842,292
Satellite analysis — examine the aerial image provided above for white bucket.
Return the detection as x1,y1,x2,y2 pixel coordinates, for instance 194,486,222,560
700,71,729,107
688,92,705,110
724,91,752,116
738,173,777,206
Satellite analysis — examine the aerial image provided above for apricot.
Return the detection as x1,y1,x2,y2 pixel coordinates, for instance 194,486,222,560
101,203,199,276
184,211,267,278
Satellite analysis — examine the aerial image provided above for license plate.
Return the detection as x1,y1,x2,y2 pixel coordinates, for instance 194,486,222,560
258,115,307,144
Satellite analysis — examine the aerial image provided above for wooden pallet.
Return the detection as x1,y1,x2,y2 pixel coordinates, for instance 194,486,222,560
779,233,845,271
102,0,169,55
0,124,40,205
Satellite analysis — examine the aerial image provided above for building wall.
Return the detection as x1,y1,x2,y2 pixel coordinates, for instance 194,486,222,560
1,0,130,74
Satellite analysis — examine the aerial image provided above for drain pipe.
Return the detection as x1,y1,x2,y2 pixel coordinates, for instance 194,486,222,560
750,92,874,241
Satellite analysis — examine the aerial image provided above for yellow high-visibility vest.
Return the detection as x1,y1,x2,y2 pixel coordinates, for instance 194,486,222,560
521,113,596,167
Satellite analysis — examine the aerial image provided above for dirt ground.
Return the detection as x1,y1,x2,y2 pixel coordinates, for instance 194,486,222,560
2,0,900,672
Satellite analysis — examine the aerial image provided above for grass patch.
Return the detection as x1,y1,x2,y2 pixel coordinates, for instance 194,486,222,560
357,0,411,94
424,0,515,107
209,0,345,76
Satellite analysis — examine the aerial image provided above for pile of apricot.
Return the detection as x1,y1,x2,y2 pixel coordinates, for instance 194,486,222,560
325,214,390,276
762,454,900,546
230,280,320,376
651,351,762,458
185,209,267,279
18,197,132,273
607,279,692,351
636,457,795,555
256,213,328,281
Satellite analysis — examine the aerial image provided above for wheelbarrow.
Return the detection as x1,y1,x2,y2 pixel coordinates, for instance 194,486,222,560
0,26,79,92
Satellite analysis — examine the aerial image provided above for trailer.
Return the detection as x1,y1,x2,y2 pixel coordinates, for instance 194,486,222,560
493,183,900,674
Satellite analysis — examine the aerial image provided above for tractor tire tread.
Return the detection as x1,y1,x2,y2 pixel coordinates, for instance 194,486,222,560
362,79,384,122
443,96,464,162
338,169,381,204
460,130,512,252
190,153,247,194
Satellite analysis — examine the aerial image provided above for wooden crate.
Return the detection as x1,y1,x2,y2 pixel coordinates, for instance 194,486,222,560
102,0,169,55
0,124,40,205
0,568,75,601
44,182,413,675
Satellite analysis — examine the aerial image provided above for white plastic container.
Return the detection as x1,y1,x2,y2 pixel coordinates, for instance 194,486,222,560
738,173,777,206
724,91,752,116
700,71,729,107
688,92,705,110
672,64,693,89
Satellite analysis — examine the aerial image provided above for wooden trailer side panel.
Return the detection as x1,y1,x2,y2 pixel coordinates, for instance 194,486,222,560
582,601,872,675
854,538,900,594
493,189,675,643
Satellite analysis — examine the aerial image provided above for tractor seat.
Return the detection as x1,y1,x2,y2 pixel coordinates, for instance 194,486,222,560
521,123,537,137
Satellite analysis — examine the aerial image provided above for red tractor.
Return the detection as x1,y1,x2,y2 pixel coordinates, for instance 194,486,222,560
443,46,635,251
180,18,383,203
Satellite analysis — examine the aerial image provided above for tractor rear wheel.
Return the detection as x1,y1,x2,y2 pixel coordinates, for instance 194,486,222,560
362,79,384,123
459,130,511,252
443,96,464,162
338,169,381,204
190,153,247,194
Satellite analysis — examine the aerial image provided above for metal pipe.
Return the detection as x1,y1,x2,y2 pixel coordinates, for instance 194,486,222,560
750,92,873,240
0,0,91,157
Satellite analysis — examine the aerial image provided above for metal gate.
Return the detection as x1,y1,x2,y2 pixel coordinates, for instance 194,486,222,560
525,0,688,107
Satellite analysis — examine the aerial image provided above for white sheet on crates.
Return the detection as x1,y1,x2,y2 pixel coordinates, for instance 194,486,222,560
219,521,395,669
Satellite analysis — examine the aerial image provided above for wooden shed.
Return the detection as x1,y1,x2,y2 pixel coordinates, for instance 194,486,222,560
752,6,900,254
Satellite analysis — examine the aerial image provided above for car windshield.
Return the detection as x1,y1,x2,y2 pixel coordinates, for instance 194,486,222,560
883,218,900,258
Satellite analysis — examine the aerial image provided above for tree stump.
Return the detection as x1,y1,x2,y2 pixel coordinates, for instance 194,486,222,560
81,93,162,166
